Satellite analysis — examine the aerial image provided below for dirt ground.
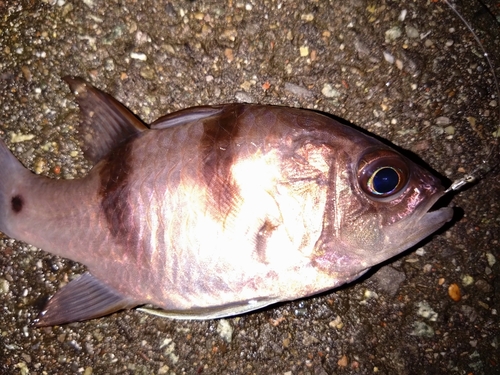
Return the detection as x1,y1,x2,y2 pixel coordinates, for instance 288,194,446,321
0,0,499,374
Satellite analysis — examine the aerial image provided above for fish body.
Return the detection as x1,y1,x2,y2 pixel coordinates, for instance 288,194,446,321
0,78,453,325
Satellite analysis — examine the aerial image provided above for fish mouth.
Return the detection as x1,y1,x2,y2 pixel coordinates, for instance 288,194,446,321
403,190,454,246
420,188,454,225
381,186,453,255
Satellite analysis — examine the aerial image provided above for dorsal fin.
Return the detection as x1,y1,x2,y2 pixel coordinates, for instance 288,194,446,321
150,105,225,129
63,76,148,164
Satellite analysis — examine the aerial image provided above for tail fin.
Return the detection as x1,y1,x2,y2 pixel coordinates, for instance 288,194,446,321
0,138,33,237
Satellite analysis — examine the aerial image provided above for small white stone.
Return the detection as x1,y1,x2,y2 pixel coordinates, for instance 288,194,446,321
130,52,147,61
416,248,426,256
383,51,394,64
462,274,474,287
385,26,402,41
416,301,438,321
398,9,407,21
435,116,451,125
217,319,233,343
301,13,314,21
405,25,419,39
0,279,9,294
486,252,496,267
321,83,340,98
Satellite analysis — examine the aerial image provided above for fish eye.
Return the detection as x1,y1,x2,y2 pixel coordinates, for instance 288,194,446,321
357,150,410,199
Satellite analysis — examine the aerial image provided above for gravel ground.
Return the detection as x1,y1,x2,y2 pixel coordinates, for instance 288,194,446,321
0,0,499,374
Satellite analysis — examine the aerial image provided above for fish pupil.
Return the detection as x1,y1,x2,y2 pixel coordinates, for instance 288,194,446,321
371,167,399,194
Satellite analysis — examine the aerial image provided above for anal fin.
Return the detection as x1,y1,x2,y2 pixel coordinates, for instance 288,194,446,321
34,272,137,326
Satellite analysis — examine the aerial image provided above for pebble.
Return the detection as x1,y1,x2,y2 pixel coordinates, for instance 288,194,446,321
370,265,406,297
415,248,426,256
398,9,407,22
240,80,253,91
0,278,9,294
321,83,340,98
329,315,344,329
224,48,234,62
474,279,492,293
405,25,419,39
435,116,451,125
158,365,170,374
160,338,179,364
284,82,313,98
140,67,155,80
385,26,402,41
486,252,496,267
10,133,35,143
104,58,115,71
21,66,32,81
234,91,254,103
301,13,314,21
411,321,434,337
130,52,147,61
448,283,461,302
383,51,394,64
221,28,237,41
302,332,319,346
338,355,348,367
461,274,474,287
416,301,438,321
444,125,455,135
217,319,233,343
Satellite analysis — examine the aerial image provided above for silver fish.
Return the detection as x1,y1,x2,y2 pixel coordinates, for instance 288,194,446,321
0,77,453,326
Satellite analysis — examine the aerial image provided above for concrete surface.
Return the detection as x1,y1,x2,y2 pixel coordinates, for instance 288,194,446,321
0,0,499,374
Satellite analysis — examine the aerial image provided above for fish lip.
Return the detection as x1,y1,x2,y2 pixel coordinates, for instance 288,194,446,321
418,189,454,227
422,205,454,226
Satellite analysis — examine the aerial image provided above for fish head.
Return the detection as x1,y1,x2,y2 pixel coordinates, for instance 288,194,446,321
314,145,454,274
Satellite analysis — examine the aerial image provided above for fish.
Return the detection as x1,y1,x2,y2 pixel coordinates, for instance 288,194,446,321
0,77,454,326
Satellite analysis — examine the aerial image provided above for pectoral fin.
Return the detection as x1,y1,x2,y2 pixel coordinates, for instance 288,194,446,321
34,272,137,326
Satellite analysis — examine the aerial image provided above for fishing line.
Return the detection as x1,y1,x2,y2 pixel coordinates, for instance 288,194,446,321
441,0,500,193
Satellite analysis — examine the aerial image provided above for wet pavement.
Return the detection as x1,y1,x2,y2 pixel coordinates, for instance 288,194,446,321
0,0,499,374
